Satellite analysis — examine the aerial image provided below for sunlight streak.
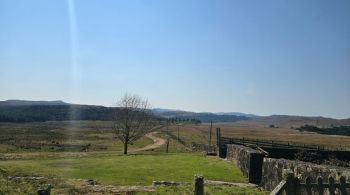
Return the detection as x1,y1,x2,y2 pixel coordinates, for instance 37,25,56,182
67,0,81,121
67,0,81,98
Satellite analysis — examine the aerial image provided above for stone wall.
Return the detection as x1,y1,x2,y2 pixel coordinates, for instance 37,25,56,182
261,158,350,191
226,144,265,184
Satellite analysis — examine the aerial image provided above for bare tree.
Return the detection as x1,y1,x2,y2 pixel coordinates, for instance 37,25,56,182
113,94,154,154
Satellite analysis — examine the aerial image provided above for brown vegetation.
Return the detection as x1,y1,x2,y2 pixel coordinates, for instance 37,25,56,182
163,123,350,149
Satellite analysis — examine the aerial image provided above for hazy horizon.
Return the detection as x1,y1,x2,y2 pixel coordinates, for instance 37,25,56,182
1,98,350,120
1,0,350,119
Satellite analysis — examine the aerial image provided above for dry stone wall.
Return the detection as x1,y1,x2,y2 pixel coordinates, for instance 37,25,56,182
225,143,350,192
261,158,350,191
226,144,265,184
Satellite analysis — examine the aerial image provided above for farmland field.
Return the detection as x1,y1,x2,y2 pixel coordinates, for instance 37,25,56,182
0,121,270,194
0,152,267,194
1,120,349,154
0,121,153,153
1,120,348,194
0,153,244,185
165,123,350,149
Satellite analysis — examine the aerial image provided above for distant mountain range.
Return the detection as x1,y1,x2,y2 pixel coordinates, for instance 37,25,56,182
214,112,258,118
0,100,251,123
152,108,250,123
153,108,258,118
0,100,116,122
0,100,349,127
0,99,69,106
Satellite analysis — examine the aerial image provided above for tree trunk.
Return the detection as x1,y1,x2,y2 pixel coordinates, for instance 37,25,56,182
123,140,128,155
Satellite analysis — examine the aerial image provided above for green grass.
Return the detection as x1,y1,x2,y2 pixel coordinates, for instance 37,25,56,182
0,121,153,153
0,121,266,194
0,177,37,195
0,153,245,186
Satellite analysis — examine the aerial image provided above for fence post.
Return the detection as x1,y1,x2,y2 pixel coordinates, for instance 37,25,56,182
329,176,335,195
166,139,169,153
317,177,324,195
216,128,219,146
218,128,221,147
283,169,294,195
340,176,347,195
194,175,204,195
305,177,312,195
294,177,301,195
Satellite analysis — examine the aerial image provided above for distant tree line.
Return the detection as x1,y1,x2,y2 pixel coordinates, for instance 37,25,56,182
0,105,247,124
0,105,164,123
158,112,249,123
166,117,201,124
297,125,350,136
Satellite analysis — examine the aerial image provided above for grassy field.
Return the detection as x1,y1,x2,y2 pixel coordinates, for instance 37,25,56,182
0,120,267,194
1,121,348,153
0,121,153,153
0,153,245,185
2,120,347,194
0,153,269,194
165,123,350,149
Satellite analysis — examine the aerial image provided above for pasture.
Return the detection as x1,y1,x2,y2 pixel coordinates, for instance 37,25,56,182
165,123,350,149
1,120,348,194
0,121,152,153
0,153,245,185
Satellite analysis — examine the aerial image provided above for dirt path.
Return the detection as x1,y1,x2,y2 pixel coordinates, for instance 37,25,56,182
0,132,166,160
130,132,166,152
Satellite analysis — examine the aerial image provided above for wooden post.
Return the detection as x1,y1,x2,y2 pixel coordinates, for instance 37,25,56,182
294,177,301,195
329,176,335,195
166,139,169,153
317,177,324,195
305,177,312,195
216,128,219,146
208,120,212,152
217,128,221,147
177,125,180,142
285,172,295,195
340,176,347,195
194,175,204,195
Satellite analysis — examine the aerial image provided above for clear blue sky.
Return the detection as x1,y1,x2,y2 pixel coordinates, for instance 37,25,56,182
1,0,350,118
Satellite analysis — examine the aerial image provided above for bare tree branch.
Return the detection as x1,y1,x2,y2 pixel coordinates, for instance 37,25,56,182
112,94,155,154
